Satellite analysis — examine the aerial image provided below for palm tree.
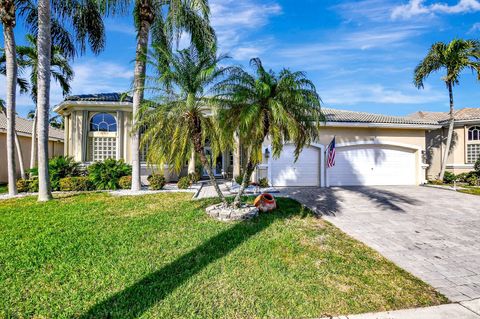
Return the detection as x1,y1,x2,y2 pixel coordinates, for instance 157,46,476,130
99,0,216,192
414,39,480,180
140,45,229,204
15,34,73,169
214,58,323,208
34,0,106,201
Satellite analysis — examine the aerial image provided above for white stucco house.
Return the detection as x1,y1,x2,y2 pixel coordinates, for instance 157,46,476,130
54,92,451,187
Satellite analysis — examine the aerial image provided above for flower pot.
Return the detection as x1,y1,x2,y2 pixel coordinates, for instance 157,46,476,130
254,193,277,212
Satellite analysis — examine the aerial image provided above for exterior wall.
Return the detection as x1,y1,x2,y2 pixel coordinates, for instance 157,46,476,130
0,132,63,183
426,125,478,179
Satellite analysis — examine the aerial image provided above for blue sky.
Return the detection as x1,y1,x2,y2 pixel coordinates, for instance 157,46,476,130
2,0,480,117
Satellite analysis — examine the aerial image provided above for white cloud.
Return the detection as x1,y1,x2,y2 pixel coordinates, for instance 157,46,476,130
469,22,480,33
210,0,281,60
321,83,444,106
392,0,480,19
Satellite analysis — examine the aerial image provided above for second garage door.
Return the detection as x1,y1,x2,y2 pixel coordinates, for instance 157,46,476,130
270,145,320,186
328,145,416,186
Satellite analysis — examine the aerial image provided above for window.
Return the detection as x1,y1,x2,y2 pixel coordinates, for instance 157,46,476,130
468,126,480,141
467,144,480,164
88,113,117,161
90,113,117,132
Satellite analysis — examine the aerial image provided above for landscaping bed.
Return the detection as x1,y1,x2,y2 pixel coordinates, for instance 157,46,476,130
0,192,446,318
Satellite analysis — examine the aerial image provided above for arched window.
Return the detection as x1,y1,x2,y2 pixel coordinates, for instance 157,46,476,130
468,126,480,141
90,113,117,132
88,113,117,161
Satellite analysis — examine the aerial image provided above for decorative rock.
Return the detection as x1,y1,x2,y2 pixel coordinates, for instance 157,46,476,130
205,204,259,222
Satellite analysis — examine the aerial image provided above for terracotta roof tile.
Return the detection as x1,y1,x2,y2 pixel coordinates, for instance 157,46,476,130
0,113,64,140
322,108,438,125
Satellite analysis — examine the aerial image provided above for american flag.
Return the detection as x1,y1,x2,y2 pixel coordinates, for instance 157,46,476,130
326,137,336,168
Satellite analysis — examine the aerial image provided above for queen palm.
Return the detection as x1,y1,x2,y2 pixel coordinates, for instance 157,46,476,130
35,0,106,201
99,0,215,192
415,39,480,180
214,58,323,208
139,45,229,204
15,34,73,169
0,0,103,197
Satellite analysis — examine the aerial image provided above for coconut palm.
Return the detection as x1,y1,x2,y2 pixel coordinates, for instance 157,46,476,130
99,0,216,191
139,45,230,204
214,58,323,208
15,34,73,169
34,0,106,201
414,39,480,180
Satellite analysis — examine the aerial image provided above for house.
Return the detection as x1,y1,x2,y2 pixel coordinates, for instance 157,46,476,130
55,92,445,187
0,113,64,183
409,108,480,179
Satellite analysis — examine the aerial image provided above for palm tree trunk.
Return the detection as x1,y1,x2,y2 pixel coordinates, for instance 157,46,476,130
232,158,255,208
3,20,18,195
439,82,455,181
13,130,26,179
30,108,38,170
36,0,53,201
131,7,152,192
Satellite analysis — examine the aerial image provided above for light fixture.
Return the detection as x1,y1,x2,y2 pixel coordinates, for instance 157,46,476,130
265,148,270,159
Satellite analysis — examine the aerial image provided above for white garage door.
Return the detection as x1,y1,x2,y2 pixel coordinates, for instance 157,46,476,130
328,145,416,186
270,145,320,186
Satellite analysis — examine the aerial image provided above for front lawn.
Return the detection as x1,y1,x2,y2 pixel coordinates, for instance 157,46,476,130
458,186,480,196
0,193,446,318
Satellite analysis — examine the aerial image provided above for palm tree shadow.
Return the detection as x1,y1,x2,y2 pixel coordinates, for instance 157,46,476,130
80,198,310,319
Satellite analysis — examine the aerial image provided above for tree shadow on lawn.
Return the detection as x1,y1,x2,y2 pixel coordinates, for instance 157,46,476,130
80,198,312,319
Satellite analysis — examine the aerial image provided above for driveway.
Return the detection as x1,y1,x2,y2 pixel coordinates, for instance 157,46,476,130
280,186,480,302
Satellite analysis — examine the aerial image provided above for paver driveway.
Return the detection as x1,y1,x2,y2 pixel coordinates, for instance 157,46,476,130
280,186,480,302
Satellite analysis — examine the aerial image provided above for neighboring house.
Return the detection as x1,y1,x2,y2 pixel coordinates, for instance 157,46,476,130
0,113,64,183
409,108,480,180
55,92,442,187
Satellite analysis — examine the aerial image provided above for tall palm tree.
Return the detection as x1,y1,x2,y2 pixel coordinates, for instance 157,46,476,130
0,48,30,180
140,45,229,204
34,0,106,201
0,0,19,195
214,58,323,208
415,39,480,180
15,34,73,169
99,0,215,192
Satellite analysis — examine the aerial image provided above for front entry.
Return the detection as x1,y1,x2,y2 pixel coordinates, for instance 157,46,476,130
204,147,223,177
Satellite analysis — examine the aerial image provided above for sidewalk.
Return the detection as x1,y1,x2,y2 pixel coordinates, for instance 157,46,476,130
321,299,480,319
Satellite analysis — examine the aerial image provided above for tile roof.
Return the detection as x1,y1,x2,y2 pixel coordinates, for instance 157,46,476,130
65,92,133,103
408,108,480,123
0,113,64,140
322,108,438,125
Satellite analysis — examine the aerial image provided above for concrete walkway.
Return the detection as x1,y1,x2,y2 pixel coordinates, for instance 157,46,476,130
321,299,480,319
282,186,480,302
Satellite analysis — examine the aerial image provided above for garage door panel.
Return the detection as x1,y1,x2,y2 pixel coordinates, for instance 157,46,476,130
271,146,320,187
328,146,416,186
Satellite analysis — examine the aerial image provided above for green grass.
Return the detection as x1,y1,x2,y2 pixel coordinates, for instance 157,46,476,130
458,186,480,196
0,193,446,318
0,184,7,194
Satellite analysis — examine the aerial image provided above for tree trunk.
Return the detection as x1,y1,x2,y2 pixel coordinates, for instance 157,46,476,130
439,82,455,181
131,9,152,192
191,118,227,205
232,156,255,208
3,21,18,195
13,130,26,179
30,108,38,170
36,0,53,201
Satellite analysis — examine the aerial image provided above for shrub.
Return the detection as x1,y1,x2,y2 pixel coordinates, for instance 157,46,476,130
475,158,480,175
443,171,456,184
16,178,38,193
235,175,244,185
59,177,92,191
467,174,479,186
259,178,269,188
30,156,81,191
177,176,191,189
148,174,166,190
88,159,132,190
188,172,200,184
119,176,132,189
429,179,444,185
